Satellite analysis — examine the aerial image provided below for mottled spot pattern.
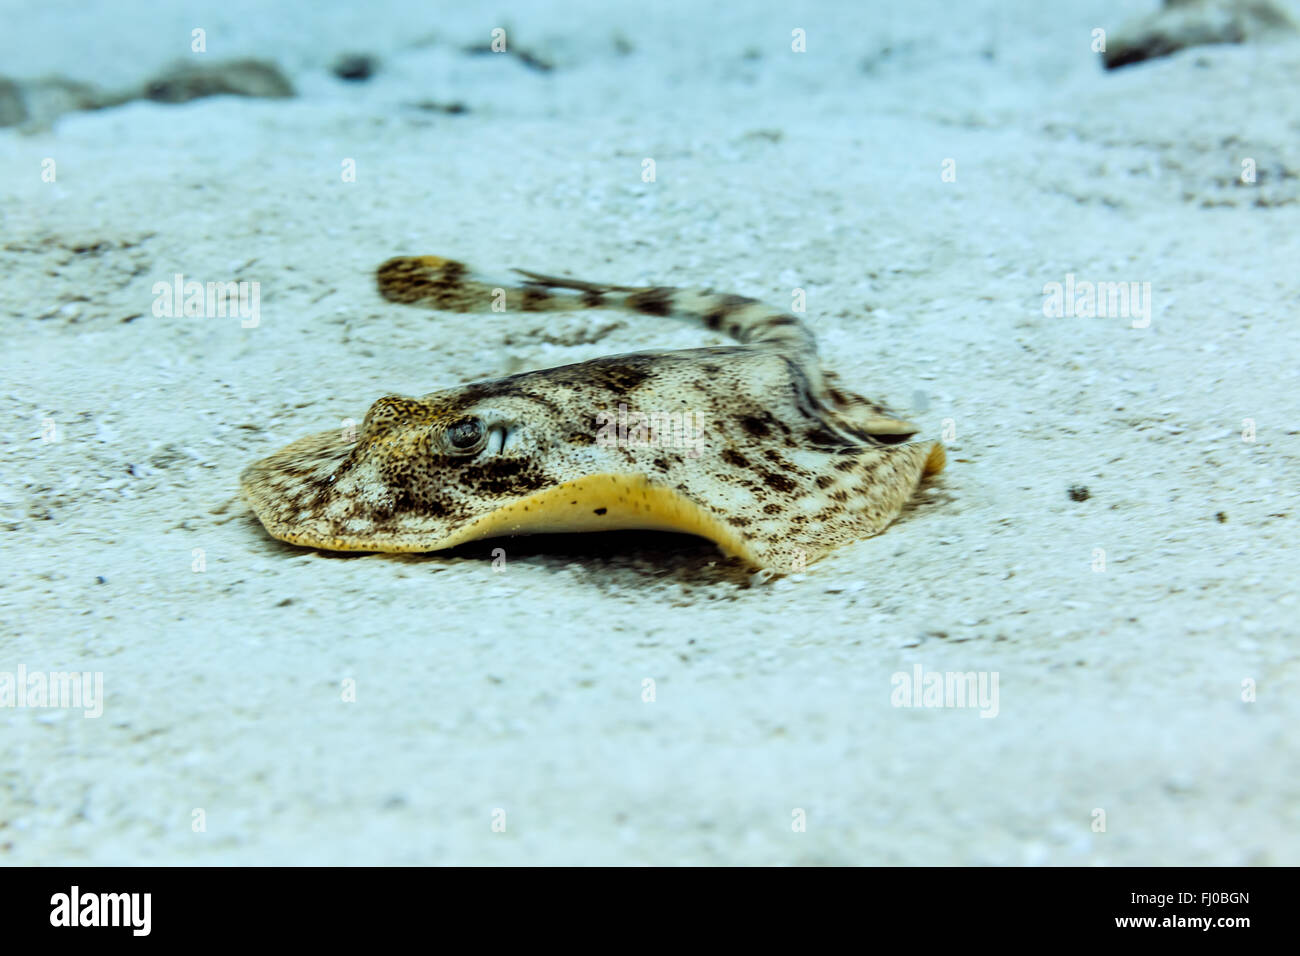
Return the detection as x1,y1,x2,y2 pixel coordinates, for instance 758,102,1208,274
239,255,947,571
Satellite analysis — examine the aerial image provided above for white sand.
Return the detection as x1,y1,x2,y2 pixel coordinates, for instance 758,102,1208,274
2,0,1297,864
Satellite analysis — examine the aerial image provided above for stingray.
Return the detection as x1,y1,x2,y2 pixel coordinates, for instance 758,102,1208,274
239,256,946,571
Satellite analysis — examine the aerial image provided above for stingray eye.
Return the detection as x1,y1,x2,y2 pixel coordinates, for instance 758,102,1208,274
445,417,485,452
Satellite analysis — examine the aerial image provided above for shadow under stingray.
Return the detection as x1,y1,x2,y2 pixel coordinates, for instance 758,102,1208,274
240,509,756,587
440,530,757,586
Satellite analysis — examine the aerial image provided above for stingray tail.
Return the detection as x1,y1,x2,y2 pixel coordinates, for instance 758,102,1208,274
376,255,586,312
377,255,817,353
515,268,817,354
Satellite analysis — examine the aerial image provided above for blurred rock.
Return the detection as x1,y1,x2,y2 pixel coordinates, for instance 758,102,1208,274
1,58,296,129
330,53,378,82
141,58,295,102
0,76,28,126
1106,0,1297,69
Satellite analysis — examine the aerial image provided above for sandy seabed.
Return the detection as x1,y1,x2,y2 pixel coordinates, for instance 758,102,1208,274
1,0,1297,864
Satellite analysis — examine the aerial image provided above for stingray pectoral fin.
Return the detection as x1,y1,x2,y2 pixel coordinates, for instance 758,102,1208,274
435,473,756,560
726,438,947,573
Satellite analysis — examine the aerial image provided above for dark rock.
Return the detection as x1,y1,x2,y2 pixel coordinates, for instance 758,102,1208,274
331,54,377,82
407,99,469,114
